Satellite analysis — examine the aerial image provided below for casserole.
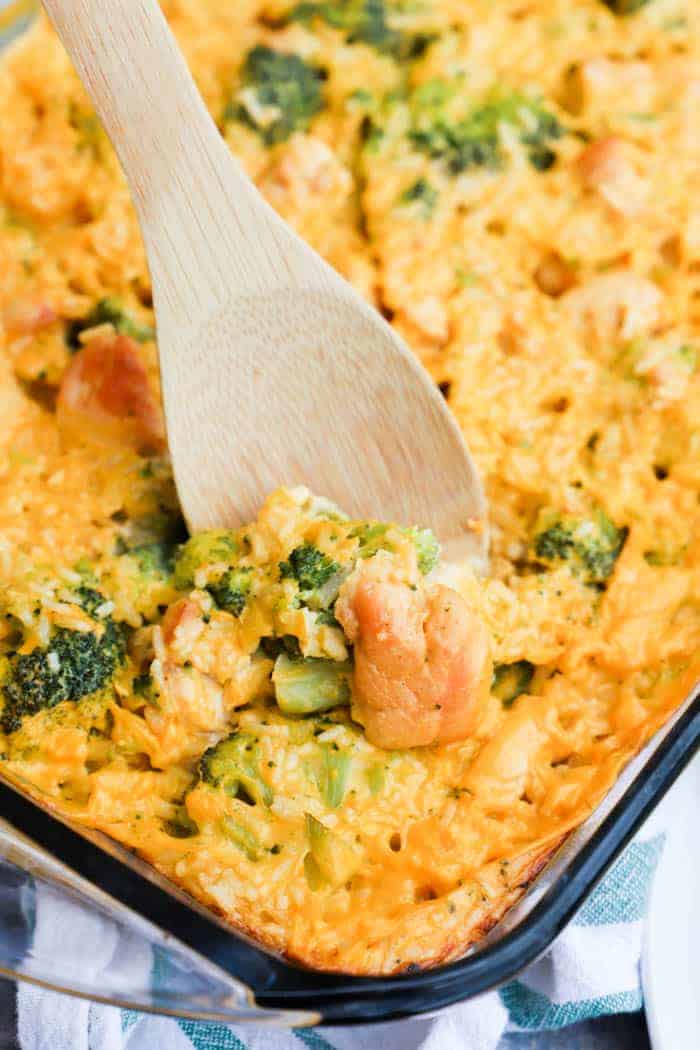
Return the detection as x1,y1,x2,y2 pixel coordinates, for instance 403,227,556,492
0,0,699,1021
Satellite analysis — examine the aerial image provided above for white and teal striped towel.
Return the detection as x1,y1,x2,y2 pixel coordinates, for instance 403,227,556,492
16,815,665,1050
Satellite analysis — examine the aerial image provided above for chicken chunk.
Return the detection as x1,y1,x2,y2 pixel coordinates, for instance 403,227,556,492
336,557,492,749
143,599,231,764
561,272,662,347
2,299,58,337
57,331,165,452
259,134,353,214
576,137,647,218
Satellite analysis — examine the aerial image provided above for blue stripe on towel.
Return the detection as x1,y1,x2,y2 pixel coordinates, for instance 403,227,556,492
500,982,642,1029
177,1019,247,1050
575,834,664,927
294,1029,336,1050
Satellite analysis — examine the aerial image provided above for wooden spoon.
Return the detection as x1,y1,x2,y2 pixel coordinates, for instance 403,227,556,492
42,0,488,566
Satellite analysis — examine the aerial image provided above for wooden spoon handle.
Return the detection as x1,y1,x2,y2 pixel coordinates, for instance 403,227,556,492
42,0,301,325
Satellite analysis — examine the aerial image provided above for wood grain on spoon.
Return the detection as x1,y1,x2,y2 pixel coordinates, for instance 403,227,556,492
41,0,489,568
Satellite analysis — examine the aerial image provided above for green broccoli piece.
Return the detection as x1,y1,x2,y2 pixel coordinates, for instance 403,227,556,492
67,298,154,349
351,523,440,574
279,542,340,590
127,542,176,579
409,83,563,174
278,543,344,610
259,634,303,661
206,566,253,618
225,45,326,145
272,653,351,715
173,530,240,590
366,762,385,795
602,0,653,15
119,507,188,550
132,671,160,706
676,344,697,372
0,591,126,734
318,744,352,808
304,812,362,889
351,522,392,559
162,808,199,839
533,509,628,586
492,661,535,708
73,585,110,617
398,178,438,218
199,731,273,807
404,526,441,575
220,816,261,861
289,1,434,61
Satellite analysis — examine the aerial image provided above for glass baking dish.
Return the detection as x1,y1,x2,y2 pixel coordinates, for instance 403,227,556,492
1,0,699,1026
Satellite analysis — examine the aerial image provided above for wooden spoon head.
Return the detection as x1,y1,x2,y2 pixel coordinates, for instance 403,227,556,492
159,285,488,568
40,0,488,569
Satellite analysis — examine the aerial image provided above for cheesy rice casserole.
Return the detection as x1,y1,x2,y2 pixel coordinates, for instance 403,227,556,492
0,0,699,974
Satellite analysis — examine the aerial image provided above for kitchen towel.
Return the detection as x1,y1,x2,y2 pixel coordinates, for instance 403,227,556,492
16,820,665,1050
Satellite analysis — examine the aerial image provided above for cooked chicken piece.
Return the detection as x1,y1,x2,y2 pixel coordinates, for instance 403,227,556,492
336,556,492,749
577,137,647,218
161,597,206,650
144,599,229,764
3,299,58,337
561,272,661,346
57,331,165,452
403,294,450,345
632,339,695,407
260,134,353,212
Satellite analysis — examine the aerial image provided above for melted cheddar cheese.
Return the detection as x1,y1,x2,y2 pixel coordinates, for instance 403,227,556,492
1,0,699,974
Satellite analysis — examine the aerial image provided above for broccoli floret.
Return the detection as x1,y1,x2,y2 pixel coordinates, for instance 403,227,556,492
0,594,126,733
67,298,154,349
173,530,239,590
351,522,392,559
119,507,188,551
398,178,438,218
132,671,159,705
73,585,110,617
220,816,261,861
128,542,176,579
602,0,653,14
225,45,326,145
404,526,441,575
199,731,273,807
107,542,177,626
279,542,345,613
492,661,535,708
409,83,563,174
351,523,440,574
318,744,352,808
289,1,434,61
533,509,628,586
162,808,199,839
272,653,351,715
259,634,303,661
279,543,340,590
207,566,253,618
304,812,362,889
